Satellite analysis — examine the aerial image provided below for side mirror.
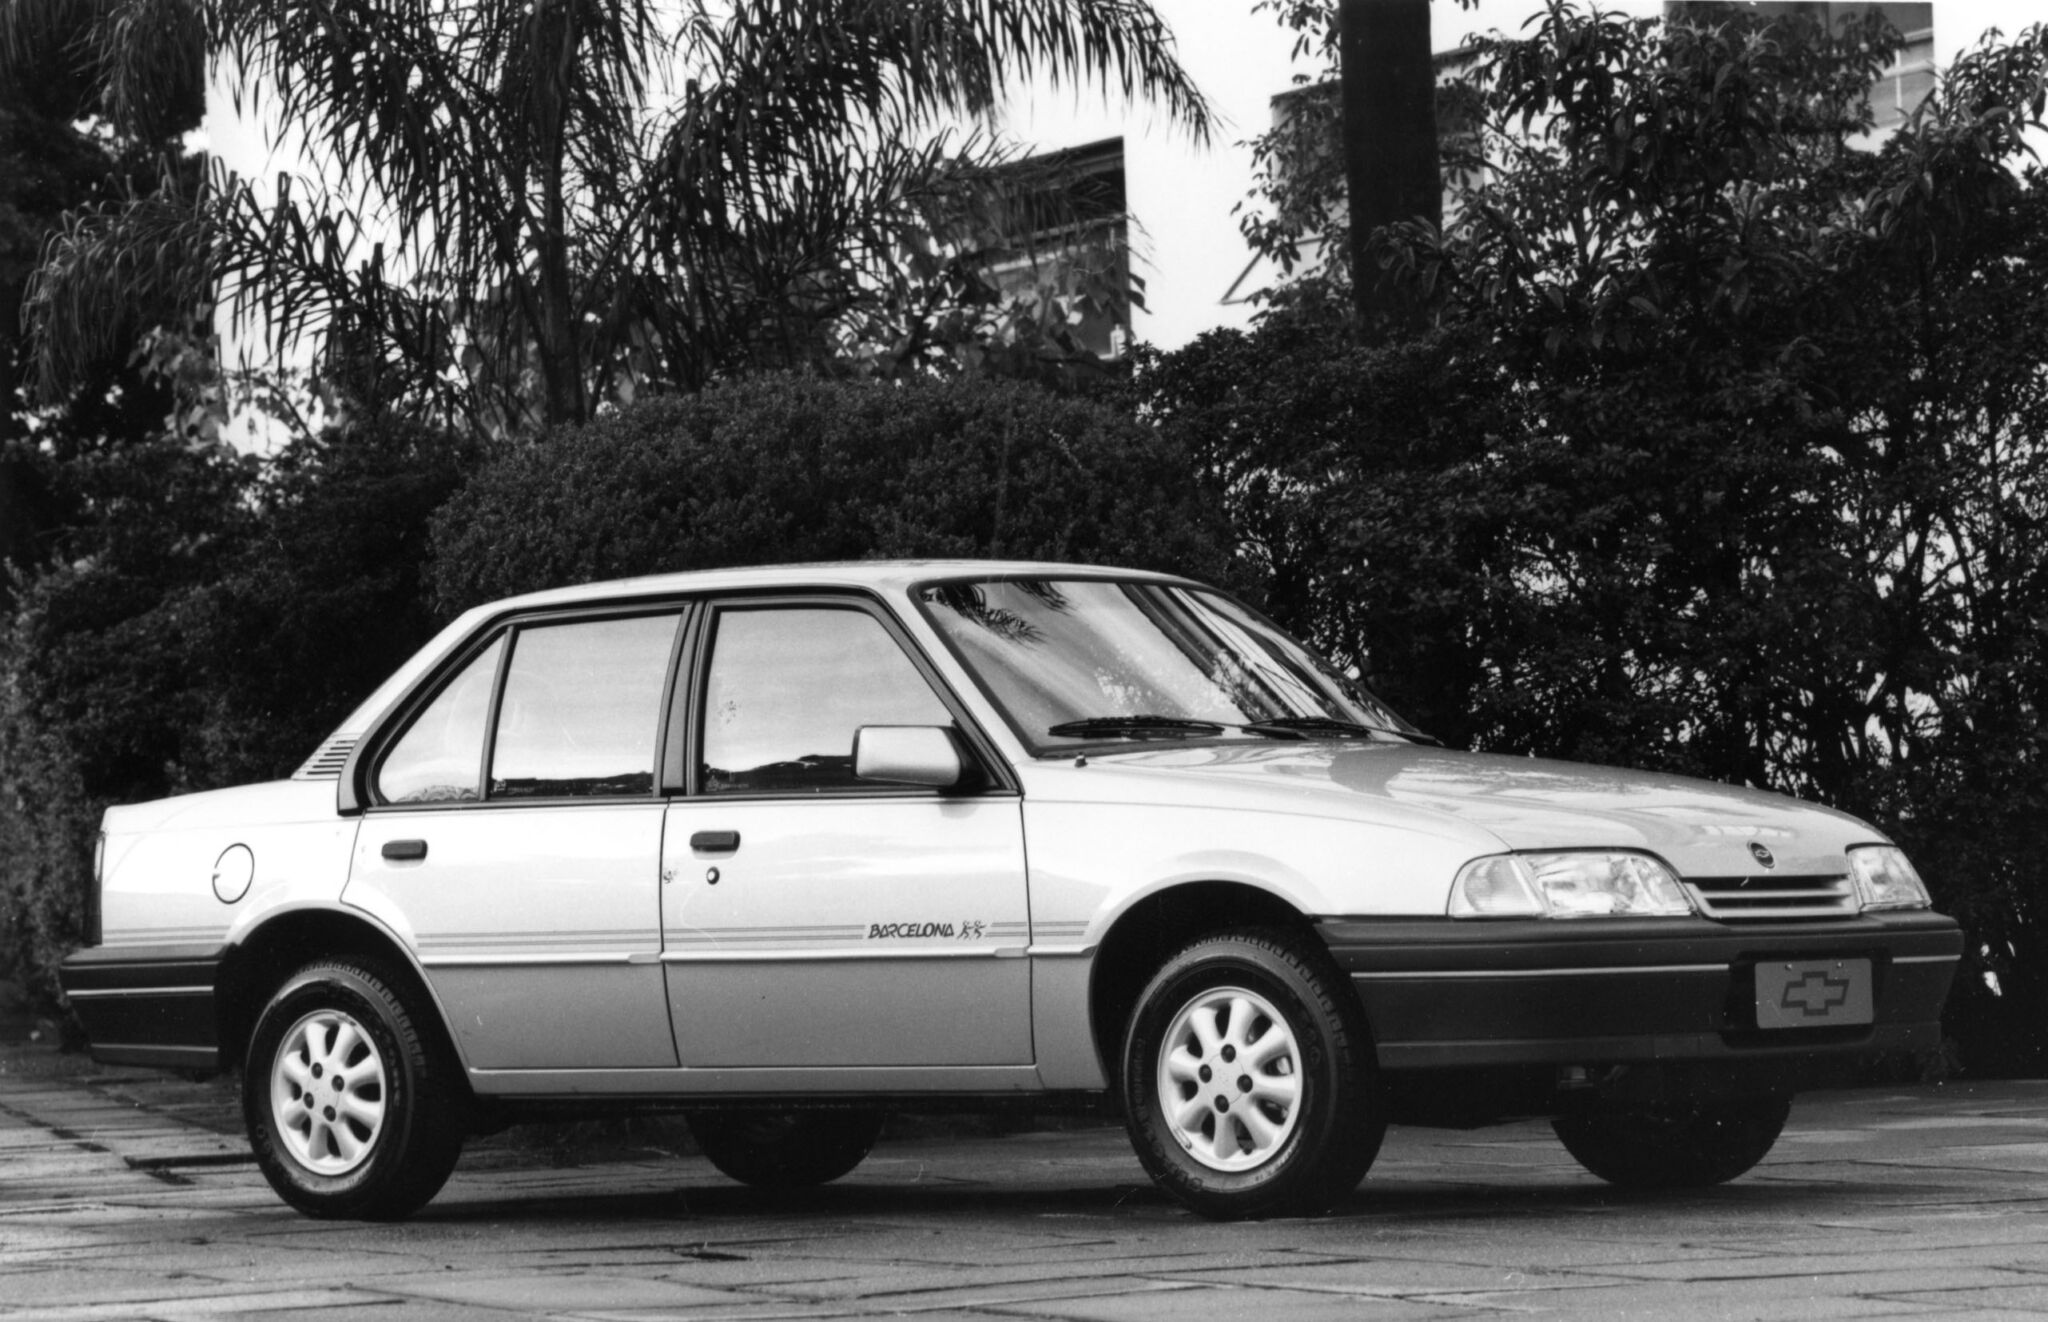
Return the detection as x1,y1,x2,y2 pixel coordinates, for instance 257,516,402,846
854,726,964,789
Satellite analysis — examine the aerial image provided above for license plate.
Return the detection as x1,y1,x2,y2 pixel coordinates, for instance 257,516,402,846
1755,958,1873,1029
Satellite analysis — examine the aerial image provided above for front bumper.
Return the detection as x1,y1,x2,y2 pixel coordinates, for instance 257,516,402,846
1319,911,1961,1074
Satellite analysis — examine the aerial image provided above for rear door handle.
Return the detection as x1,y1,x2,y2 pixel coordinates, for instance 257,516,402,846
382,839,428,861
689,830,741,853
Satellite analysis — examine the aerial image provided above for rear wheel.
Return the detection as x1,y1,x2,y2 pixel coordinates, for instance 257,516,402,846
689,1111,883,1188
1121,929,1384,1219
243,959,464,1219
1553,1095,1792,1188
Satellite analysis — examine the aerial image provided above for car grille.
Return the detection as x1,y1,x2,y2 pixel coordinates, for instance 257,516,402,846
1687,873,1857,921
292,735,358,780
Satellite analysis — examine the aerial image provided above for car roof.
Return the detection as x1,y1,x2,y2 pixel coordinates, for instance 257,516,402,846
480,559,1200,613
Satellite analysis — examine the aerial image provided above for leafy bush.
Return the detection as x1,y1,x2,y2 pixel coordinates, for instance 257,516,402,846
180,420,484,786
429,373,1234,611
0,436,254,1005
0,419,477,1007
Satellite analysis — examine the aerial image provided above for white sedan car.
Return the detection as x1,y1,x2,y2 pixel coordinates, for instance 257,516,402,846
60,561,1960,1219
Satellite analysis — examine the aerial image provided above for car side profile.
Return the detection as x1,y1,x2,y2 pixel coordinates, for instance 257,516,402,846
59,562,1961,1219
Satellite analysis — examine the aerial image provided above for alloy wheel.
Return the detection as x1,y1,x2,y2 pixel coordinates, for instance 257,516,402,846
269,1008,388,1176
1156,985,1303,1172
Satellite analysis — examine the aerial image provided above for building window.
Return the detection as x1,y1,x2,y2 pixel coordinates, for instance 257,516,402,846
1869,19,1935,130
979,137,1133,361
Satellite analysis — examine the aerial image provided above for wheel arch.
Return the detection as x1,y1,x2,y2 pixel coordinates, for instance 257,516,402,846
216,906,463,1083
1087,879,1320,1094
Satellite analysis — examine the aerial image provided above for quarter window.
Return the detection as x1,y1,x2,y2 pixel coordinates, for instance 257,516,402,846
489,614,680,799
701,607,951,793
377,636,505,804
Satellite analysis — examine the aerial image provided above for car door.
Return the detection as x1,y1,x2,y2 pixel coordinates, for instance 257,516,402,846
343,608,686,1072
660,597,1033,1068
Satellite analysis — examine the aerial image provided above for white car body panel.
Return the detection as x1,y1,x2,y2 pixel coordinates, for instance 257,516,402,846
99,780,357,951
659,795,1031,1068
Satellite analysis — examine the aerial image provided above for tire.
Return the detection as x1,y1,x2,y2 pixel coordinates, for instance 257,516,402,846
243,959,465,1220
1121,928,1385,1219
689,1110,883,1188
1553,1094,1792,1188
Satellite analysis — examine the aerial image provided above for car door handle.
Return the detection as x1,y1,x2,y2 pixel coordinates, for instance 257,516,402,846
689,830,741,853
381,839,428,861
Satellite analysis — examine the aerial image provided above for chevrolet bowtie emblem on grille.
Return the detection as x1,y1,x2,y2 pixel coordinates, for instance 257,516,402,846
1781,970,1851,1017
1749,842,1776,868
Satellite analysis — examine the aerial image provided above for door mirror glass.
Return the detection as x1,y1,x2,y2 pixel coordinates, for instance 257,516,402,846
854,726,964,789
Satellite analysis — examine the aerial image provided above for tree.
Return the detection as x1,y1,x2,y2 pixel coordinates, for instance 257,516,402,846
1237,0,1469,322
0,0,203,592
18,0,1212,435
1338,0,1439,324
1151,5,2048,1072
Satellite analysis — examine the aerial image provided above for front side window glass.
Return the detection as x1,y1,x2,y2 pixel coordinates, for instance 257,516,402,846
378,636,505,804
701,607,951,793
490,614,679,798
917,578,1419,751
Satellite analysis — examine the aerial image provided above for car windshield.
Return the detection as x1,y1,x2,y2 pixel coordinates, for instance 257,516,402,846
915,577,1424,751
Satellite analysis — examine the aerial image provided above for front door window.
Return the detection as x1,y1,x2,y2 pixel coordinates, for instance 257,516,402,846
700,606,951,794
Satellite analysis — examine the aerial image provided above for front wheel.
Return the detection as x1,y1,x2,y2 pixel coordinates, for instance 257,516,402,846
1553,1094,1792,1188
243,959,464,1219
1121,929,1385,1219
689,1111,883,1188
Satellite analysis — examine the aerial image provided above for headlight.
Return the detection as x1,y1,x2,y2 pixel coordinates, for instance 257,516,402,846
1848,845,1931,911
1451,852,1694,919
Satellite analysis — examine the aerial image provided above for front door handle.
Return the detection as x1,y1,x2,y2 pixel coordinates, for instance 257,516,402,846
382,839,428,862
689,830,741,853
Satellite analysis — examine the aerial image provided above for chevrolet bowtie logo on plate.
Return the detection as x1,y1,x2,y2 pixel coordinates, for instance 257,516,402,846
1780,970,1851,1017
1749,842,1776,868
1755,958,1874,1029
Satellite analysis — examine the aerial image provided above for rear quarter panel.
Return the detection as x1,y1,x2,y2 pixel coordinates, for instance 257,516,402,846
99,780,359,951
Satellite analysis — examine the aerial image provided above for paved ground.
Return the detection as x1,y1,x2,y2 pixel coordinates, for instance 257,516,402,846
2,1048,2046,1321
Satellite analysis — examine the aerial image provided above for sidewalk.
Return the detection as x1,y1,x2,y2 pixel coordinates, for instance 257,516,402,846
3,1039,2047,1320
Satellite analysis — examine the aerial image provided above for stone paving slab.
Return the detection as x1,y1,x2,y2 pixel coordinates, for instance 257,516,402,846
2,1052,2046,1319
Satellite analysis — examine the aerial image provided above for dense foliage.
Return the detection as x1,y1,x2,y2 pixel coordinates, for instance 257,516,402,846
0,0,202,593
0,421,476,1004
428,373,1234,611
1148,4,2048,1072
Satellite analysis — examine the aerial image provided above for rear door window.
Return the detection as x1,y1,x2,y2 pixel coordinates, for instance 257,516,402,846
489,614,682,799
377,636,505,804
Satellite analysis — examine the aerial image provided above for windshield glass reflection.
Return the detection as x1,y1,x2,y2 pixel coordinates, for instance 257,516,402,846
916,578,1420,751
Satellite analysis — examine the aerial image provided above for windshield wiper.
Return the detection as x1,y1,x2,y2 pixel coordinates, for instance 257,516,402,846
1046,715,1227,740
1241,716,1442,745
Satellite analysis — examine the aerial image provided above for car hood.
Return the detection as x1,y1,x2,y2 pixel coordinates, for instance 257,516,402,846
1065,742,1883,877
